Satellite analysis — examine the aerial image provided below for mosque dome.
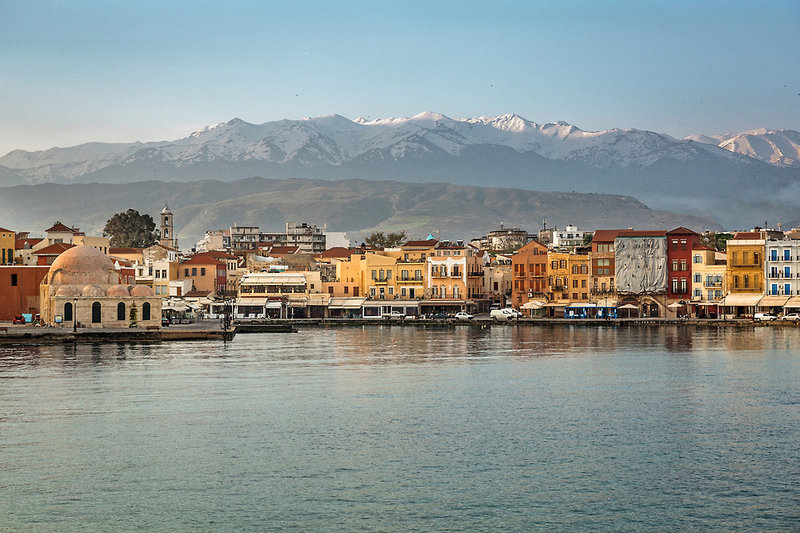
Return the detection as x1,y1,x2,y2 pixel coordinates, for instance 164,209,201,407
55,285,82,297
49,246,119,286
106,284,130,297
130,285,155,297
81,285,106,297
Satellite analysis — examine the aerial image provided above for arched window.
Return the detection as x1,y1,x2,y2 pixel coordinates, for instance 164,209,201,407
64,302,73,322
142,302,151,321
91,302,101,323
163,228,169,238
117,302,126,321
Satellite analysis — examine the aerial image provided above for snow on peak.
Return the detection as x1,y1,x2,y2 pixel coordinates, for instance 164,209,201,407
190,122,226,138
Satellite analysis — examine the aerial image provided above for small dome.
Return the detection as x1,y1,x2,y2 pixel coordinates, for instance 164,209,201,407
81,285,106,297
107,284,130,297
49,246,119,286
161,203,172,214
55,285,82,297
130,285,155,297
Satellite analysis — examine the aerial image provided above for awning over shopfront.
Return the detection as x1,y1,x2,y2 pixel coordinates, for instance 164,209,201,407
719,294,763,307
235,298,268,307
757,295,790,307
784,296,800,308
329,297,366,310
567,303,597,308
521,300,546,309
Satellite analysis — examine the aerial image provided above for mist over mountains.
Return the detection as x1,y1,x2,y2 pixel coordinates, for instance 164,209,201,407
1,113,798,232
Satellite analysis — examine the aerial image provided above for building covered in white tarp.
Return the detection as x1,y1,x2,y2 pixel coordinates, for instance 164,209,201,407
614,232,668,317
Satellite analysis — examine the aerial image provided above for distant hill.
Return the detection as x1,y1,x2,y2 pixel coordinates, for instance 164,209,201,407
2,113,797,228
0,177,719,248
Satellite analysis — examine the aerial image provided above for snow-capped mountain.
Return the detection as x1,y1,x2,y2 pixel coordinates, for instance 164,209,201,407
1,113,798,228
685,128,800,168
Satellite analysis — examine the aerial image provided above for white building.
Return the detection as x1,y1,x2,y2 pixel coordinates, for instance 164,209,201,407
765,240,800,297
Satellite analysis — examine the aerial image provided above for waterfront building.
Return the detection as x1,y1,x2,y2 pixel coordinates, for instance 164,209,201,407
511,240,548,308
423,241,484,314
178,255,227,296
689,245,726,318
470,226,533,254
230,222,327,255
0,226,15,265
614,230,668,317
0,265,50,320
39,245,160,328
483,254,512,307
762,238,800,315
666,227,702,315
589,229,625,306
236,271,326,319
722,232,765,317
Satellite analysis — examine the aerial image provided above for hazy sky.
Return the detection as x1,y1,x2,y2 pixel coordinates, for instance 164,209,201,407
1,0,798,156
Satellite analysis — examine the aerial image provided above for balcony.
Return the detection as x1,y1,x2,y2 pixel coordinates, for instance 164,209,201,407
468,271,485,277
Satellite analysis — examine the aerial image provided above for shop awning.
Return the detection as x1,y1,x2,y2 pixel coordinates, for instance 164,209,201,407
784,296,800,308
720,294,763,307
567,303,597,308
521,300,546,309
758,295,790,307
329,297,366,310
235,298,267,307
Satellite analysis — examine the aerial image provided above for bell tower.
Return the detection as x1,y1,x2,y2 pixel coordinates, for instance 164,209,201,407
160,203,178,250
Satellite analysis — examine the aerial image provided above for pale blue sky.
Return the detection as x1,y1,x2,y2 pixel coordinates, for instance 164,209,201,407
1,0,798,155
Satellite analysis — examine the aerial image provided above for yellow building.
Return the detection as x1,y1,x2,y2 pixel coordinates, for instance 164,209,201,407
689,245,726,318
546,251,590,317
723,232,765,317
0,226,15,265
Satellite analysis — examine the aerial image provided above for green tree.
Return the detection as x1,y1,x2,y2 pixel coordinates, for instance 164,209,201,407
103,209,159,247
365,230,407,248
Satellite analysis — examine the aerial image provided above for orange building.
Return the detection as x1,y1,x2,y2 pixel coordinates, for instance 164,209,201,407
511,240,548,307
0,265,50,320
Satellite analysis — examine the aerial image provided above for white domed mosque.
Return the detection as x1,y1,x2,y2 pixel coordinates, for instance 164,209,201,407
40,245,161,328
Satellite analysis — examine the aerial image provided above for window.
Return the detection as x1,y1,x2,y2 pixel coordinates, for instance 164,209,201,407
754,253,759,264
372,270,377,280
573,280,578,288
91,302,101,323
672,260,679,271
142,303,151,321
694,273,701,283
581,265,588,274
369,287,376,297
572,265,578,274
11,273,17,286
694,254,702,264
680,239,687,250
784,249,791,261
772,283,779,295
694,289,701,297
551,260,558,269
200,267,206,276
680,260,687,271
572,293,578,299
771,249,778,261
560,260,566,269
64,302,73,322
117,302,126,321
744,275,750,288
672,278,679,292
344,286,349,294
785,266,791,278
191,267,197,276
680,278,687,293
733,275,739,288
785,284,791,295
672,240,678,251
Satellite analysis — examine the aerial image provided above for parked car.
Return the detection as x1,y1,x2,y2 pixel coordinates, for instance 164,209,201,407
382,310,405,320
161,317,171,327
12,315,25,324
780,313,800,321
490,308,522,321
454,311,474,320
753,312,777,322
429,312,450,320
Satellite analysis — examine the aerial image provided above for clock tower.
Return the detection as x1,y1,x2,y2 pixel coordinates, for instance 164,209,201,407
159,203,178,250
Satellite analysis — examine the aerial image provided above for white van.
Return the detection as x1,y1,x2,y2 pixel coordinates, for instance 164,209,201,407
490,308,522,321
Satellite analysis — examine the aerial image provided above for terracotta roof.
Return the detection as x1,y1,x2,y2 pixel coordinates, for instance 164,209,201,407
150,243,177,251
0,226,13,233
185,289,212,297
182,255,225,266
320,247,354,259
266,246,301,255
45,222,76,233
591,229,628,243
403,239,438,248
667,226,699,235
616,230,667,238
733,232,762,240
193,251,238,260
109,247,143,255
33,243,75,255
691,244,716,251
15,238,42,249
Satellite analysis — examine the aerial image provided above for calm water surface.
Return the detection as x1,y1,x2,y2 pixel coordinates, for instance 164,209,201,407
0,325,798,531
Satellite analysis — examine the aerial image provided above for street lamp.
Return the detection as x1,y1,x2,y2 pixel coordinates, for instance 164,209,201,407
73,298,77,333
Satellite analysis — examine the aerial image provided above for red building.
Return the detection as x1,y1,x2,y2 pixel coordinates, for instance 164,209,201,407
0,266,51,320
666,227,702,301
